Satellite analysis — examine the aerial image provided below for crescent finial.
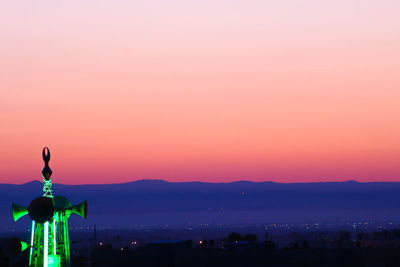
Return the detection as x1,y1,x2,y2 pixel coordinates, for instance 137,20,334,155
42,147,50,163
42,147,52,180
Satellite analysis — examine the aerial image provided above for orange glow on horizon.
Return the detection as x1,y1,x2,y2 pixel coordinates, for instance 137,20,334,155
0,1,399,184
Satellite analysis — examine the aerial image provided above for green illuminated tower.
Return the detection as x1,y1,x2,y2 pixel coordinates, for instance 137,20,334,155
11,147,88,267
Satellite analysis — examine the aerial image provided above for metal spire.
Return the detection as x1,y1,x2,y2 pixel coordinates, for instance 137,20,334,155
42,147,53,198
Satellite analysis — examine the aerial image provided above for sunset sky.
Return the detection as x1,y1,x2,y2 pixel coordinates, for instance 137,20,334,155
1,1,399,184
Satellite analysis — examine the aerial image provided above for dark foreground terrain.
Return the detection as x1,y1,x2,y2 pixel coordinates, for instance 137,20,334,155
3,245,400,267
88,247,400,267
4,228,400,266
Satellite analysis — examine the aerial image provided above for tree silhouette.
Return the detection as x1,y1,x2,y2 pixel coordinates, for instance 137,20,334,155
265,240,276,249
227,232,243,242
245,233,257,242
209,240,215,247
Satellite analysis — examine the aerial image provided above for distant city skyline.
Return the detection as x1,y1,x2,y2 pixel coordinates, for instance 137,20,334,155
1,1,399,184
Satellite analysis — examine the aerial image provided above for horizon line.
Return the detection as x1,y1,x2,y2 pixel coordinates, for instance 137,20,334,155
1,178,399,186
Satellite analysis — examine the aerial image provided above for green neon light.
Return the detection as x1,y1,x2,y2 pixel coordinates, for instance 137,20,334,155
21,241,29,251
48,255,60,267
53,220,56,255
29,220,35,266
44,221,48,267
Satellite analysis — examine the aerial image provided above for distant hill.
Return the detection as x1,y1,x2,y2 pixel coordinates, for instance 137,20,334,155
2,180,400,230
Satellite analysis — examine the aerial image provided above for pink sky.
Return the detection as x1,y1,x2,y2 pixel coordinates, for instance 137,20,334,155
1,1,399,184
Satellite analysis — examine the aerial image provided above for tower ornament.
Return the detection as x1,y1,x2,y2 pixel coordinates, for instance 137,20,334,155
42,147,53,198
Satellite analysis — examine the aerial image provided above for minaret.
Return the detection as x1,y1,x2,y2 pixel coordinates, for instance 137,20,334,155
11,147,88,267
29,147,57,267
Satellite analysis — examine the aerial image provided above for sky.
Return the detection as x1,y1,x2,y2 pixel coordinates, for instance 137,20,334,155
0,0,399,184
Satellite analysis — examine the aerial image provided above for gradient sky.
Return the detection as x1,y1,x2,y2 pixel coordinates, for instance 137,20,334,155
1,0,399,184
